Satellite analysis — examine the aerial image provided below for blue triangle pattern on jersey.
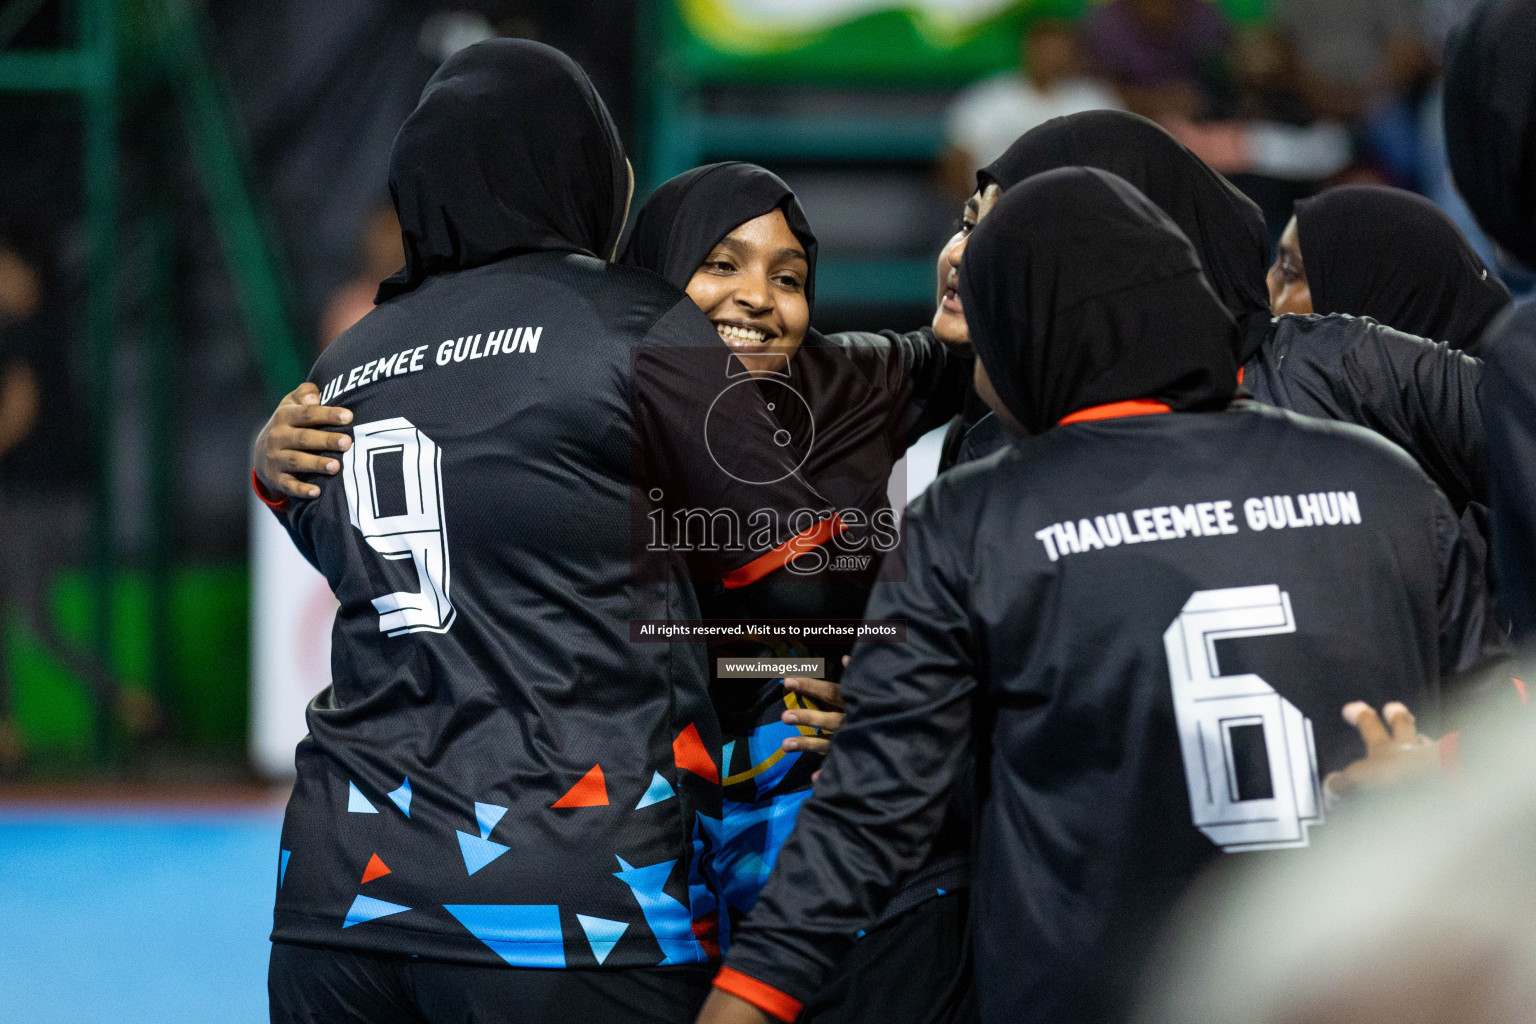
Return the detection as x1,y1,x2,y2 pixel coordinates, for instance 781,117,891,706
279,849,292,888
714,790,813,917
576,914,629,965
747,721,802,800
444,904,566,967
612,856,707,965
635,771,676,810
343,895,410,928
457,830,510,875
348,781,378,813
388,778,412,817
689,811,728,954
474,801,508,840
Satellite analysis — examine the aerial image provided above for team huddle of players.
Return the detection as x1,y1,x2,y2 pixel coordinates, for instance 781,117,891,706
249,4,1536,1022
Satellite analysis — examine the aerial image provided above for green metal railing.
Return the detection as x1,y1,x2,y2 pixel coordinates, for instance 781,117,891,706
638,0,1272,308
636,0,1029,308
0,0,303,763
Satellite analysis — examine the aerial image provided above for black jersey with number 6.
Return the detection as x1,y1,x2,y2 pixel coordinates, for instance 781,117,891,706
724,405,1493,1022
717,170,1496,1024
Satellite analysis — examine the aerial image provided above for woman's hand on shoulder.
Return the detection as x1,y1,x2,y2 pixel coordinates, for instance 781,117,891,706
252,383,354,499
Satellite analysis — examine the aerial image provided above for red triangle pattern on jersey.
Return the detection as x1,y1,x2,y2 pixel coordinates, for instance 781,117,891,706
692,911,721,960
672,723,719,783
361,853,391,884
552,764,609,808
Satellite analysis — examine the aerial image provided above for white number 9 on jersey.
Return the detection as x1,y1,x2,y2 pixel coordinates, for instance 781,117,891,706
1163,585,1321,852
341,417,456,636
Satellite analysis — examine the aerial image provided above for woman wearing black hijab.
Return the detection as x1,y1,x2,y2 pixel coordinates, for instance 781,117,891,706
623,162,978,1024
703,167,1492,1024
950,110,1490,517
1446,0,1536,640
1267,184,1510,352
254,41,856,1023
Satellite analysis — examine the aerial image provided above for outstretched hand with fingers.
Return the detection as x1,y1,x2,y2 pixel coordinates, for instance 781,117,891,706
781,656,850,783
252,383,354,499
1322,701,1439,808
780,675,846,756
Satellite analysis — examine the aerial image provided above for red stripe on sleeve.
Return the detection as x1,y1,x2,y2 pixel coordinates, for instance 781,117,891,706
721,514,846,591
252,468,289,511
713,967,803,1022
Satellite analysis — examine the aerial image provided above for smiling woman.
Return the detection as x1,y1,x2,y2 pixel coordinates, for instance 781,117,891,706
686,210,812,376
622,161,819,376
620,161,979,1024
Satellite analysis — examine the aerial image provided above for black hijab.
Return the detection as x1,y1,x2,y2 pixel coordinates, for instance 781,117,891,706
622,162,818,311
979,110,1271,364
1445,0,1536,267
959,168,1238,437
1295,184,1510,351
377,39,629,302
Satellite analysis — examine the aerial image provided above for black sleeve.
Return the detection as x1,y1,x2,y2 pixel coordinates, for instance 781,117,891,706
1479,303,1536,642
280,496,323,571
955,411,1009,466
1432,487,1507,680
721,498,977,1006
633,300,847,585
1253,317,1487,511
938,387,994,475
822,328,974,449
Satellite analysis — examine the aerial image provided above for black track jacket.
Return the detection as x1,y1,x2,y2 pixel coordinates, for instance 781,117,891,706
269,250,848,969
723,403,1493,1024
956,315,1488,515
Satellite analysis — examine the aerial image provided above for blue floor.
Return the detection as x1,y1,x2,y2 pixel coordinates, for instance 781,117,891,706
0,807,282,1024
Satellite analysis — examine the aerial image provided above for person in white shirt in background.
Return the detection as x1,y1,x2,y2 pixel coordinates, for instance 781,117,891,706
940,19,1122,199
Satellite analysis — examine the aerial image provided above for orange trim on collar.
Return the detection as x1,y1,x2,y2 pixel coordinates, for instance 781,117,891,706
713,967,803,1022
1236,364,1244,386
1058,399,1173,426
721,513,847,590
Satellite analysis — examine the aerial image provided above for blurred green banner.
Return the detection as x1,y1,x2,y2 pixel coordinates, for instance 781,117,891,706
664,0,1268,82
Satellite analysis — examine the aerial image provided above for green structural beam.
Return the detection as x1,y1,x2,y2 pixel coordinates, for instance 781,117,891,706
0,48,89,90
672,112,946,164
815,257,935,307
154,1,306,400
81,0,120,758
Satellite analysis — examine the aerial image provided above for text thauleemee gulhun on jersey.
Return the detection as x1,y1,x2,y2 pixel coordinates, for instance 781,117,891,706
1033,492,1362,563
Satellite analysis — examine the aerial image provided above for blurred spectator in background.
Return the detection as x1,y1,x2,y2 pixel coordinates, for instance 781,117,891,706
941,18,1121,197
0,241,47,770
1275,0,1434,186
1165,22,1351,188
317,201,405,350
0,248,40,460
1418,0,1517,286
0,238,135,770
1083,0,1233,121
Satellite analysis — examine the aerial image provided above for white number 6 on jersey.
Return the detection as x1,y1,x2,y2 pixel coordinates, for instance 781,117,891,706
1163,585,1321,852
342,417,456,636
